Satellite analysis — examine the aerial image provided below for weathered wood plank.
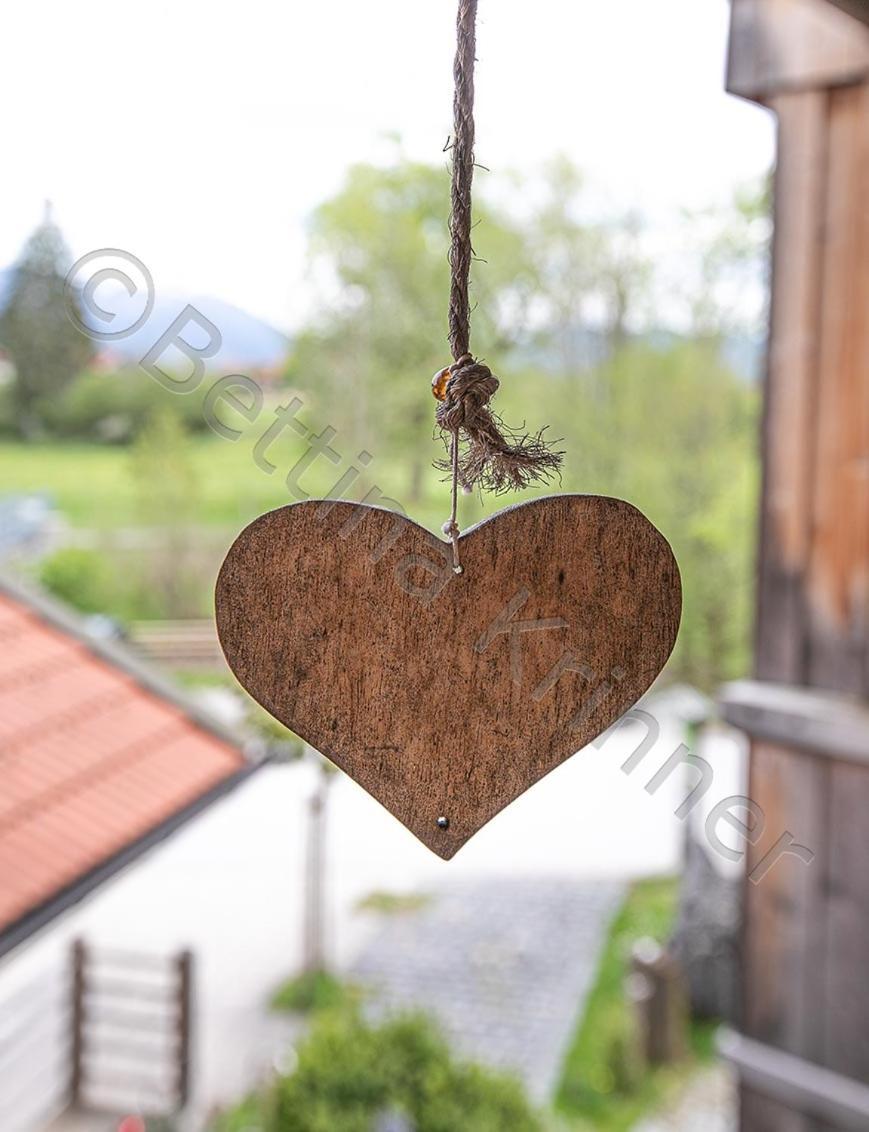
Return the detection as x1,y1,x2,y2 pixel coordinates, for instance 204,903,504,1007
721,679,869,765
824,0,869,27
755,90,828,683
727,6,869,1130
722,1030,869,1128
741,1088,812,1132
742,743,828,1060
215,495,681,858
728,0,869,102
822,761,869,1083
806,83,869,694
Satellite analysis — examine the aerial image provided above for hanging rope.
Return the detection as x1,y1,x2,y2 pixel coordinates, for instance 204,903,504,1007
434,0,563,574
447,0,477,363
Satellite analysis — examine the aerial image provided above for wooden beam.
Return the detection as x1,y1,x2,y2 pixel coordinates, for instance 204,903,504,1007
176,949,193,1108
805,81,869,695
70,940,86,1108
753,90,828,683
825,0,869,25
719,1029,869,1129
721,680,869,763
728,0,869,102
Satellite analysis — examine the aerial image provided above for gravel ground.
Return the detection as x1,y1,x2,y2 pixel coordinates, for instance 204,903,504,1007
632,1065,737,1132
351,876,625,1104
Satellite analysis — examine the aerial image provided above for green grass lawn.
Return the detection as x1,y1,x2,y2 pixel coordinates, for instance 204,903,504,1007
0,435,527,534
1,432,543,621
555,877,718,1132
0,437,325,529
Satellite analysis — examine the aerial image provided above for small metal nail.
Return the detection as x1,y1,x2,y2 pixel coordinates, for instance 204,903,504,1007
436,816,450,830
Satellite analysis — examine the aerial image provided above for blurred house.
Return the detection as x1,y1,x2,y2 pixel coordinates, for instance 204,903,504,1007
0,494,64,564
0,575,261,1130
85,293,290,386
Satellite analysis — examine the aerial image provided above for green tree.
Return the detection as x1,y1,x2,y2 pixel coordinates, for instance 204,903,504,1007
521,156,653,382
39,547,118,615
129,408,202,617
535,338,758,688
677,177,772,341
0,208,92,438
285,157,761,688
287,157,534,501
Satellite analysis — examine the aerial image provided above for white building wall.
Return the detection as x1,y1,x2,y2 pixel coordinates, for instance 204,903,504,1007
0,714,745,1131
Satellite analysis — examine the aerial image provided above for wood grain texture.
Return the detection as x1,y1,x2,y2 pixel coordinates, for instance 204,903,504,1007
726,6,869,1128
824,760,869,1085
215,495,681,858
806,81,869,695
755,89,828,685
742,742,828,1061
727,0,869,102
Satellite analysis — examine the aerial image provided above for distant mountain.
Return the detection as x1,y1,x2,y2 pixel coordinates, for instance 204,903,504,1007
92,293,290,375
0,263,762,381
515,325,764,383
0,268,290,375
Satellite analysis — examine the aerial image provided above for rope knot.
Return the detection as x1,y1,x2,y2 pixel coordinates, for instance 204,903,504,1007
432,354,563,494
435,356,500,432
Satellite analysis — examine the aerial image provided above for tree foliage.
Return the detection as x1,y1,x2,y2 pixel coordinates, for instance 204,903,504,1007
0,212,92,438
287,159,535,501
532,340,758,687
39,547,119,616
285,157,764,688
128,408,202,617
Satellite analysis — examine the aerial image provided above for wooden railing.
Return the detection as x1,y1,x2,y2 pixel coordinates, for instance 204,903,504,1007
70,940,193,1119
129,619,223,669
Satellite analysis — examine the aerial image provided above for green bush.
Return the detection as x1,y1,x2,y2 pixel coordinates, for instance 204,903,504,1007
212,1011,543,1132
270,970,353,1015
39,547,119,615
355,891,432,916
37,545,172,622
0,383,18,438
39,368,207,442
554,878,719,1132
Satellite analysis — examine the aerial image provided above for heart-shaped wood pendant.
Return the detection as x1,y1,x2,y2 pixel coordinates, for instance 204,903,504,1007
215,495,681,858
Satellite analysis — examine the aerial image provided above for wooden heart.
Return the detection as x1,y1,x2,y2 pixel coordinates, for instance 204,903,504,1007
215,495,681,858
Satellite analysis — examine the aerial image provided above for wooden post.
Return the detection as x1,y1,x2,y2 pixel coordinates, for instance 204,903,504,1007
70,939,86,1108
303,756,333,974
629,939,687,1065
724,2,869,1129
176,949,193,1108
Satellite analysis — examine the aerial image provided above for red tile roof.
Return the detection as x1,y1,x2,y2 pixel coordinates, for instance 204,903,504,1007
0,584,251,944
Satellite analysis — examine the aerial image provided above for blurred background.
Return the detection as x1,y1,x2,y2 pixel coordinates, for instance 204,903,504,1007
0,1,866,1130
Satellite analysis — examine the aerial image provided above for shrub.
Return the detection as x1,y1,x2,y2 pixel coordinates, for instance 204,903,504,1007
39,368,207,442
270,970,353,1015
212,1010,543,1132
38,544,175,623
39,547,119,615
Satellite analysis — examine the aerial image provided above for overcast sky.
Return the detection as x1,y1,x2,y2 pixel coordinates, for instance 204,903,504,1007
2,0,774,332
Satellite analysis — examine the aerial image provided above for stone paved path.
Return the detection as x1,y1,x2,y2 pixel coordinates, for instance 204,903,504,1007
351,876,624,1104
